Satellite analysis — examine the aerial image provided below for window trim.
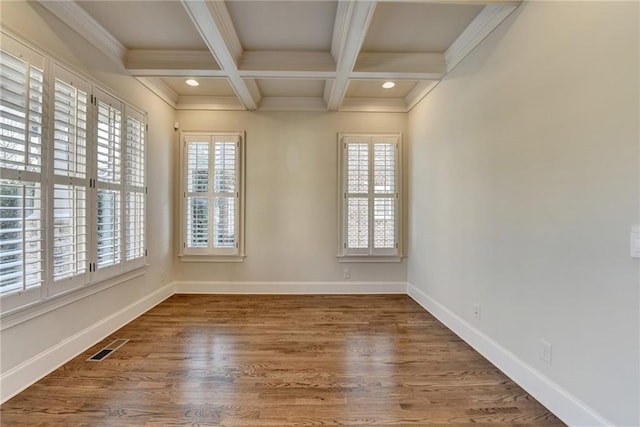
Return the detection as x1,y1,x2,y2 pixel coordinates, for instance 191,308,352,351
178,131,246,262
337,132,403,262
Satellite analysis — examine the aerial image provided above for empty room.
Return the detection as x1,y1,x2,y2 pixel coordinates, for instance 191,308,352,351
0,0,638,425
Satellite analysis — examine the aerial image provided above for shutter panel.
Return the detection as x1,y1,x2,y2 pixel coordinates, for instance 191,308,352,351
344,138,370,254
372,140,396,252
124,108,145,267
50,66,91,293
94,90,123,277
185,138,210,249
0,41,45,303
212,138,236,249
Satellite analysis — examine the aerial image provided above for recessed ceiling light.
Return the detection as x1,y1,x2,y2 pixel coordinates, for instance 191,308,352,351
185,79,200,87
382,81,396,89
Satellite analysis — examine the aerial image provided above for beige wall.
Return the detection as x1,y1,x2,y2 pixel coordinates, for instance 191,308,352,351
174,110,408,284
408,1,639,425
0,2,175,373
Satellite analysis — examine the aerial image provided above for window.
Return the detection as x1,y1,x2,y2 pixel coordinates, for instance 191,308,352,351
0,34,147,313
180,132,244,261
338,133,402,261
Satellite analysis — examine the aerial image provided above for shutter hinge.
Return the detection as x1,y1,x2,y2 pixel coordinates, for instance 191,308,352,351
146,124,149,132
183,242,186,248
396,192,398,198
343,192,346,199
145,249,148,257
89,263,92,272
145,186,148,194
395,243,399,249
235,242,239,248
344,243,347,249
90,94,94,104
236,192,239,198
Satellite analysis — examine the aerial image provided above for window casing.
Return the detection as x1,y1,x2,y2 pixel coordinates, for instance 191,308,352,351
179,132,245,261
0,34,147,314
338,133,402,261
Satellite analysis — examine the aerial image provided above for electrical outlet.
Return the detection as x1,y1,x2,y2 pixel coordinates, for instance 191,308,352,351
343,268,350,279
540,339,552,364
473,303,481,319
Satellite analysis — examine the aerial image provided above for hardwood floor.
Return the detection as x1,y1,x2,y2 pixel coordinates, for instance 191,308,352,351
1,295,564,426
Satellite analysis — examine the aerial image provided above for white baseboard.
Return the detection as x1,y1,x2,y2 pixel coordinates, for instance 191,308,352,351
175,281,407,294
407,283,612,427
0,283,174,404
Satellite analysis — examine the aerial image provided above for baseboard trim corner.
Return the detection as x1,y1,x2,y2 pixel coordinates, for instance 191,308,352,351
406,283,612,427
0,282,174,404
174,281,407,295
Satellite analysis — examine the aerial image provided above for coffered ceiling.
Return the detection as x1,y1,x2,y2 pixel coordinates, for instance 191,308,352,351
39,0,520,112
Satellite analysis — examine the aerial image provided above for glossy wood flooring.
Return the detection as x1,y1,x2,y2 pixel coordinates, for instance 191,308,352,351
1,295,564,426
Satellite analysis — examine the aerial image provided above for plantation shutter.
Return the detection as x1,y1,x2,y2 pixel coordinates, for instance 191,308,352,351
341,134,399,257
0,40,45,309
182,134,240,256
94,89,123,279
49,65,91,294
124,107,146,269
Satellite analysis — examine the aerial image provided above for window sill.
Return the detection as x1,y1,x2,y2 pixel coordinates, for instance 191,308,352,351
336,255,404,263
178,254,246,263
0,266,146,331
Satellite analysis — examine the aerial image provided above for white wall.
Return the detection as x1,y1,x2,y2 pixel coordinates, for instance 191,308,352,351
174,110,407,286
407,1,639,425
0,1,175,380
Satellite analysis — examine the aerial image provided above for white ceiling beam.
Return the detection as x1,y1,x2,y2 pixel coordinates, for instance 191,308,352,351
37,0,127,65
445,4,519,71
239,51,336,79
181,0,258,110
350,71,445,80
126,49,219,75
259,97,327,112
355,52,447,75
327,0,378,111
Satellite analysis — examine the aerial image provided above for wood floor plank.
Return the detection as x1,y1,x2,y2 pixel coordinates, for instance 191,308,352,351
1,295,564,425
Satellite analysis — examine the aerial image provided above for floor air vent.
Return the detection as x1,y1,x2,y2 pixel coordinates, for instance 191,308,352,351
87,339,129,361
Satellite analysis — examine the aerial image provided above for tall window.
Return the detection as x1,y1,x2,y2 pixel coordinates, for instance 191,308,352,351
180,132,244,260
338,133,402,260
0,34,147,313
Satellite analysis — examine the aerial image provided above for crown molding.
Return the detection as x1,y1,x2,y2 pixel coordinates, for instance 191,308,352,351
445,4,519,71
176,95,245,111
135,77,178,108
340,97,408,113
405,80,439,111
37,0,127,65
